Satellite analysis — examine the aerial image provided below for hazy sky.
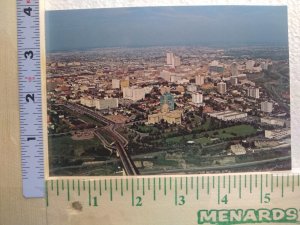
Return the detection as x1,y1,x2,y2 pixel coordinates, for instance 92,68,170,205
45,6,288,52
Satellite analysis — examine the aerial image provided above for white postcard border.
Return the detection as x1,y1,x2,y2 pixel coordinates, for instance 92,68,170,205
43,0,300,172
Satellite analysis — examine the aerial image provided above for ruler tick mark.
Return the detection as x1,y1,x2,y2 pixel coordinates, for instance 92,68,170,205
56,180,59,196
164,177,167,196
153,178,156,201
186,177,188,195
239,175,241,199
260,174,263,204
217,176,220,205
175,178,178,206
121,179,124,196
67,180,70,201
207,176,210,195
110,179,113,201
78,180,80,196
196,177,199,200
142,178,145,196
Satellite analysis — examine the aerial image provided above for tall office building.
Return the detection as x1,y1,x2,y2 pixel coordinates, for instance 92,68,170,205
195,75,205,86
230,77,238,85
192,92,203,104
173,56,181,67
230,62,238,76
120,78,129,91
217,82,227,94
166,52,181,67
246,60,255,71
94,98,118,110
112,79,120,89
166,52,174,65
160,93,175,111
261,101,273,113
247,87,260,99
123,87,145,101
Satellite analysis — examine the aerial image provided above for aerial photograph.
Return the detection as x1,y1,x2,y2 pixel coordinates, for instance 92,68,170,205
46,6,291,176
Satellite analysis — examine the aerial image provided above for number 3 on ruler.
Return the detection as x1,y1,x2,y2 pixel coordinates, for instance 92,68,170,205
24,51,34,59
178,196,185,205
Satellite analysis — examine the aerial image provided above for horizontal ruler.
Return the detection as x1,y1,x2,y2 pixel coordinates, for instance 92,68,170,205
46,173,300,225
17,0,44,198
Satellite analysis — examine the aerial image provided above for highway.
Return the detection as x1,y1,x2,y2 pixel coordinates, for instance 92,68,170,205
141,156,291,175
65,102,139,175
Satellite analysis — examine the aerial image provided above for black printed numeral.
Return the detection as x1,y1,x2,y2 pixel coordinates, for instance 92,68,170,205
23,7,32,16
25,94,35,102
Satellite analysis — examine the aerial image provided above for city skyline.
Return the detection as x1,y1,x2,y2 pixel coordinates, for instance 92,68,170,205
46,6,290,176
46,6,288,52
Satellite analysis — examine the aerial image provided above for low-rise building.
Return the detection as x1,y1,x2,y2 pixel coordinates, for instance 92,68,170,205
208,110,247,121
187,84,197,92
148,109,183,125
80,96,95,107
254,140,280,148
261,101,273,113
265,129,290,139
94,98,118,110
230,144,246,155
261,117,285,127
123,87,145,101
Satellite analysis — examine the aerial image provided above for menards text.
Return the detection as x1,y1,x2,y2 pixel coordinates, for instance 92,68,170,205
198,208,298,224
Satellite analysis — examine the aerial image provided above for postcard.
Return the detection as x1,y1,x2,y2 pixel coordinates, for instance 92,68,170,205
45,5,291,176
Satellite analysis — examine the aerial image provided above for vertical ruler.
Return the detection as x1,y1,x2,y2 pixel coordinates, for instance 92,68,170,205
17,0,44,198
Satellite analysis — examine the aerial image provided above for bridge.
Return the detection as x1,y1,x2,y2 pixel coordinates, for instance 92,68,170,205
65,102,139,175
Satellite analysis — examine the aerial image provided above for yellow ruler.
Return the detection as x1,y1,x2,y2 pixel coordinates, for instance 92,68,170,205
46,173,300,225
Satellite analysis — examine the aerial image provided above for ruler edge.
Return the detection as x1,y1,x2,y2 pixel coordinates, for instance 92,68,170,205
16,0,46,198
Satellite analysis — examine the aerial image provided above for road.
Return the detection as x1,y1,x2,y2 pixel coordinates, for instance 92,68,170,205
64,102,139,175
142,156,291,175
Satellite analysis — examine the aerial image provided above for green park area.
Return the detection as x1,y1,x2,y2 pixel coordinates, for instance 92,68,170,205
131,124,160,134
48,135,110,168
156,124,257,146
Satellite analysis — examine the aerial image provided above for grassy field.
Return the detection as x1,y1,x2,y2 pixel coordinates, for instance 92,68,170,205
211,124,257,137
160,124,257,145
48,135,110,167
135,125,160,134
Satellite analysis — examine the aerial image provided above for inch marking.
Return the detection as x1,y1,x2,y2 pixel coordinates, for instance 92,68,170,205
17,0,44,198
175,178,178,206
164,177,167,196
110,179,113,201
217,176,220,205
45,175,300,209
207,176,210,195
196,177,199,200
153,178,156,201
142,178,145,196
